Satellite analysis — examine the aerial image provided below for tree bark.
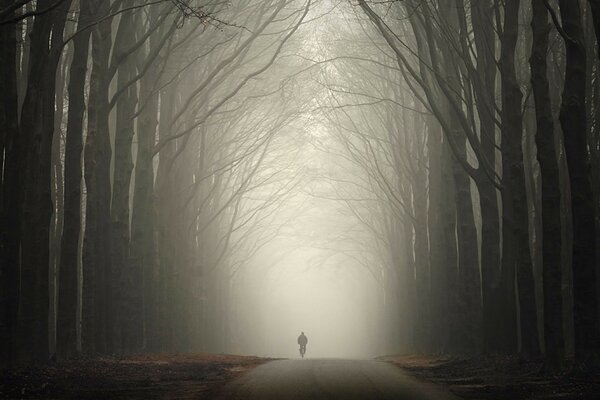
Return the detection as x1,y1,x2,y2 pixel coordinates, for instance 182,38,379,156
82,0,112,354
451,136,482,354
557,0,600,370
587,0,600,60
0,0,20,368
111,1,141,354
402,206,417,350
49,48,67,357
427,117,445,353
471,0,504,355
57,0,92,359
131,38,160,352
440,137,460,353
17,0,71,363
156,85,177,351
428,118,460,354
412,115,431,353
500,0,541,358
530,0,565,371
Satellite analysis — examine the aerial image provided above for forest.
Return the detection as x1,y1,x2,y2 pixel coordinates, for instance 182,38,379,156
1,0,600,393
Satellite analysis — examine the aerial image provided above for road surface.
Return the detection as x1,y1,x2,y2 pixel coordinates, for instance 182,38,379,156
217,359,459,400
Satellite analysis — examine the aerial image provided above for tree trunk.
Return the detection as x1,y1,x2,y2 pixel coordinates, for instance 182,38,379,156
156,86,177,351
57,0,92,359
426,0,483,354
17,0,71,363
131,47,160,352
588,0,600,60
557,0,600,370
427,117,445,353
440,137,459,353
500,0,540,358
402,213,417,350
0,1,20,368
428,118,460,354
49,52,67,356
412,116,431,353
111,2,141,354
451,136,482,354
472,0,504,355
82,0,112,354
530,0,565,371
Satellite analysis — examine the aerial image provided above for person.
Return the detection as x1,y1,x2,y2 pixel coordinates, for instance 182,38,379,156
297,331,308,358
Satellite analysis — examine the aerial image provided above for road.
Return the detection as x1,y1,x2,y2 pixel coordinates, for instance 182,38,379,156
217,359,459,400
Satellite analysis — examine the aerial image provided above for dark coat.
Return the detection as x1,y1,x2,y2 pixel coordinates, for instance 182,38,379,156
298,334,308,346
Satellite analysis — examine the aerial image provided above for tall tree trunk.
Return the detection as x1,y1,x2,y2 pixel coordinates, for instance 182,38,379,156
49,53,67,356
428,118,460,354
17,2,34,116
111,2,141,354
82,0,112,354
588,0,600,60
57,0,92,359
586,1,600,309
156,86,177,351
432,1,482,354
402,210,417,350
0,1,20,368
557,0,600,370
412,116,430,353
427,117,445,353
500,0,540,358
530,0,565,371
451,137,482,354
17,0,71,363
472,0,504,355
174,139,198,352
440,138,459,353
131,48,160,352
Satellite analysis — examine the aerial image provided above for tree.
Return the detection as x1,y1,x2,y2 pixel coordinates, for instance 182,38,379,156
0,0,21,368
554,0,600,370
530,0,564,371
57,0,92,359
17,0,72,364
499,0,540,359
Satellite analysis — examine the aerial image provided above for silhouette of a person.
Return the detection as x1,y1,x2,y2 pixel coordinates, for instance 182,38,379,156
297,331,308,357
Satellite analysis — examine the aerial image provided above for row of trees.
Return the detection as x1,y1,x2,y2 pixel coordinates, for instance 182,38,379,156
325,0,600,371
0,0,312,366
2,0,600,374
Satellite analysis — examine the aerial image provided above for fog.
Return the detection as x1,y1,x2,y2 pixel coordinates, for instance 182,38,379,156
236,244,380,358
220,111,395,359
3,0,600,377
183,1,410,359
231,169,385,358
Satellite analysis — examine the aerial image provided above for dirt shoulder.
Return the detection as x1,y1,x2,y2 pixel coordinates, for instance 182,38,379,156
381,354,600,400
0,353,273,399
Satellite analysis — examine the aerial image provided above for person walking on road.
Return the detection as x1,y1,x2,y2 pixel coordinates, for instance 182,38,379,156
297,332,308,358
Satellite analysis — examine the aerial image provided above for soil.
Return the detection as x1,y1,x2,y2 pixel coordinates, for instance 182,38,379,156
0,353,272,399
381,354,600,400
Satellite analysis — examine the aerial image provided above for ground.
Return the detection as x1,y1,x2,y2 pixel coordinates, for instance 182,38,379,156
382,354,600,400
216,358,456,399
2,354,600,399
0,353,270,399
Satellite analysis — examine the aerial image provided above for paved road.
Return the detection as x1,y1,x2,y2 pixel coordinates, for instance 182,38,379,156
217,359,458,400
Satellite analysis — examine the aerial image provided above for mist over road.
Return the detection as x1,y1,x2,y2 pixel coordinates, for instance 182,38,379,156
218,359,458,400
